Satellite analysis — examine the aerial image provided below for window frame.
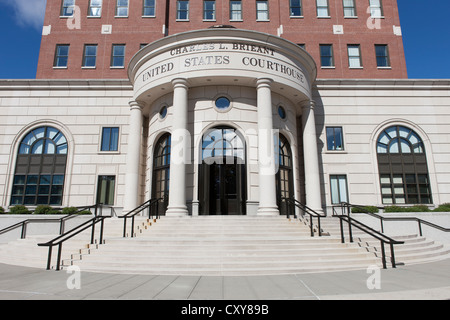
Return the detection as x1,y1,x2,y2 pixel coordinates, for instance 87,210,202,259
142,0,156,17
256,0,269,21
60,0,76,17
96,175,116,206
289,0,303,17
54,44,70,68
320,44,335,68
100,127,120,152
369,0,384,18
330,175,349,205
326,127,345,151
343,0,357,17
347,44,363,68
203,0,216,21
115,0,129,17
229,0,243,21
177,0,190,20
110,44,126,68
88,0,102,17
82,44,98,68
316,0,330,18
375,44,391,68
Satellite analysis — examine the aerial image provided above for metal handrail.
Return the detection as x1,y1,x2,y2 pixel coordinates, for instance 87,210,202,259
335,214,404,269
119,198,162,238
335,202,450,237
283,198,326,237
0,205,97,240
37,204,111,271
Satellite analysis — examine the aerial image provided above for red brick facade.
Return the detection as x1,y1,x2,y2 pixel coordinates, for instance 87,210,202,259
36,0,407,79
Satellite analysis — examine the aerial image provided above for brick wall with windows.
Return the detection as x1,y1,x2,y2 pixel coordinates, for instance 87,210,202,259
36,0,407,79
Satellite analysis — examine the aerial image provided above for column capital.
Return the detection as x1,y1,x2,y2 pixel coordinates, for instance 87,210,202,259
171,78,189,89
300,99,316,110
256,78,273,89
129,100,145,111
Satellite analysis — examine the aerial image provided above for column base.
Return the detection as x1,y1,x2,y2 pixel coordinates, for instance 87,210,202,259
257,207,280,216
165,206,189,217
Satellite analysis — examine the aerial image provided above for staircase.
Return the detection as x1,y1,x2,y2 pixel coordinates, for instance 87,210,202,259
0,215,448,276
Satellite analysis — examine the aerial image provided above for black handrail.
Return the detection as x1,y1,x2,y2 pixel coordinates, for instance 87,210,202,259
283,198,326,237
119,198,162,238
37,204,111,271
335,202,450,237
0,205,97,240
335,214,404,269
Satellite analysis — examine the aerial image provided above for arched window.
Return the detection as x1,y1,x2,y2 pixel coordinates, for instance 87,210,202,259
152,133,171,214
11,126,68,206
276,134,294,215
377,125,432,205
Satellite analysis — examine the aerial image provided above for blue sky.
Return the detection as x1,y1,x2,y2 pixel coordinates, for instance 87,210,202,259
0,0,449,79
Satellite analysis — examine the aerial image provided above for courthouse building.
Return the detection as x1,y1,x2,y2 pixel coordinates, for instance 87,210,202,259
0,0,449,216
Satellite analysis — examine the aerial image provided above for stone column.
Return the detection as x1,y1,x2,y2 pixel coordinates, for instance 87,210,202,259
124,100,144,212
256,78,279,216
302,100,323,213
166,78,190,216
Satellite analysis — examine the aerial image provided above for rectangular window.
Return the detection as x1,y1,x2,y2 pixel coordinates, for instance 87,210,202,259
143,0,156,16
204,1,216,20
101,127,120,151
316,0,329,17
54,45,70,68
230,1,242,20
116,0,129,17
83,44,98,68
111,44,126,68
348,44,362,68
369,0,383,18
375,44,390,67
320,44,334,67
97,176,116,206
88,0,102,17
343,0,356,17
61,0,75,17
326,127,344,151
177,1,189,20
290,0,302,17
256,1,269,20
330,175,348,204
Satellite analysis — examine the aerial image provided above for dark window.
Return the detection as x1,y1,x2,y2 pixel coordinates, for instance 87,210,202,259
97,176,115,205
204,1,216,20
83,45,98,68
177,1,189,20
61,0,75,16
326,127,344,151
375,44,390,67
101,127,119,151
54,45,69,67
11,126,68,206
111,44,125,67
290,0,302,17
152,134,171,214
320,44,334,67
143,0,156,16
377,125,431,204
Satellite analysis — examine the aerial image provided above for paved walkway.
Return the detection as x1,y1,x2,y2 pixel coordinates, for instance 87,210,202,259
0,259,450,301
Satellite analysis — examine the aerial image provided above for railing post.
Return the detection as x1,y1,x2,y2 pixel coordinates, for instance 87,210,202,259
46,246,53,270
380,217,384,233
131,216,135,238
339,217,345,243
21,221,27,239
380,241,387,269
418,220,423,236
90,220,96,244
99,218,105,245
318,217,322,237
56,243,63,271
390,242,397,268
123,218,127,237
348,217,353,243
310,217,314,237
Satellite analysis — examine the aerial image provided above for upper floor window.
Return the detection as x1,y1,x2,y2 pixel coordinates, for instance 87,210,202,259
316,0,329,17
204,1,216,20
83,44,98,68
369,0,383,18
348,44,362,68
116,0,129,17
61,0,75,17
111,44,126,68
343,0,356,17
88,0,102,17
230,1,242,20
143,0,156,17
54,45,70,68
326,127,344,151
256,1,269,21
177,0,189,20
101,127,120,152
320,44,334,67
290,0,303,17
375,44,390,67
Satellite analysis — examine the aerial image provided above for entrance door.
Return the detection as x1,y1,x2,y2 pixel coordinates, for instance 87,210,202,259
199,127,246,215
276,135,295,216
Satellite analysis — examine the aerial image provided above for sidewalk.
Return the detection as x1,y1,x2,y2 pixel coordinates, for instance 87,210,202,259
0,259,449,300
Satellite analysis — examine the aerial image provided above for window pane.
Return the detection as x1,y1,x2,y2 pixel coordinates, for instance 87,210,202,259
290,0,302,16
230,1,242,20
256,1,269,20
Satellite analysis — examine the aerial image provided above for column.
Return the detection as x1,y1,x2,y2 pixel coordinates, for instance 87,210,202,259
256,78,279,216
124,100,144,212
302,100,323,213
166,78,190,216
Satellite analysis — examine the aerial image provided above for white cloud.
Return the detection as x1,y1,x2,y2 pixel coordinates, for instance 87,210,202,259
0,0,47,30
